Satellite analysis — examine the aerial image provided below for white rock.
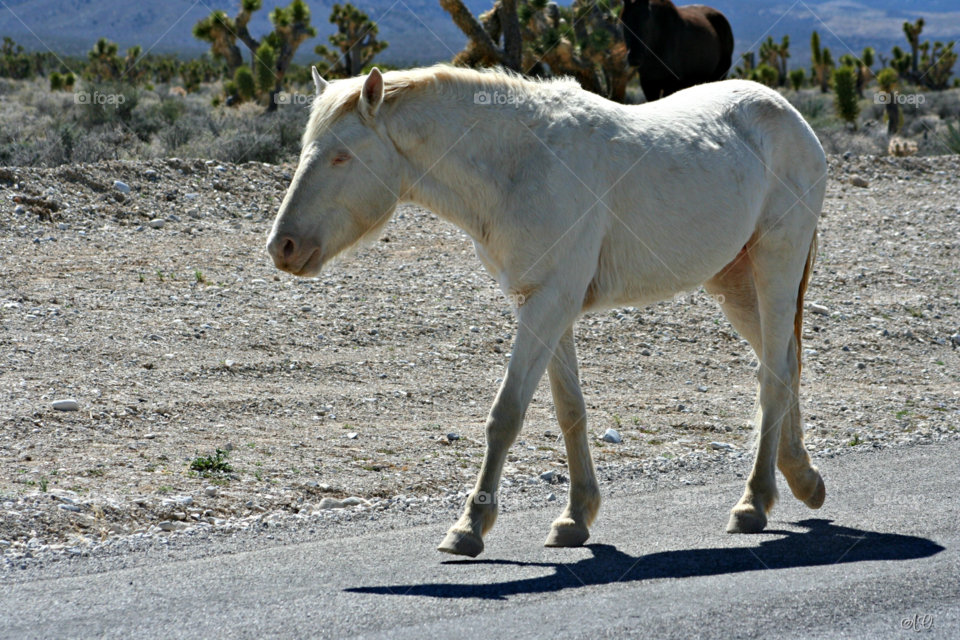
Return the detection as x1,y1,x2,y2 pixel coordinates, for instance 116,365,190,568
697,385,709,392
546,493,557,502
204,486,218,498
347,432,358,439
710,442,734,450
158,521,188,532
52,399,80,411
113,180,131,193
539,470,557,483
148,219,165,229
340,497,365,507
807,303,830,316
951,334,960,346
318,497,343,510
602,428,621,444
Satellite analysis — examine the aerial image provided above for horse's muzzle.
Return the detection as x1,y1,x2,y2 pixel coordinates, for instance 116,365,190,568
266,233,321,276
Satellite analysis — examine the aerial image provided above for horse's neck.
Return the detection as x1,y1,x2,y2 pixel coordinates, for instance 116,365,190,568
389,92,513,244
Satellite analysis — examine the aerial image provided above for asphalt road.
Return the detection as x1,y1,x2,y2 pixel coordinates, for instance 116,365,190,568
2,442,958,639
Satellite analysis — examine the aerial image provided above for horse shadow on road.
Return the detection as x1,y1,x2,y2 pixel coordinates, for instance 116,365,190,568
346,519,944,600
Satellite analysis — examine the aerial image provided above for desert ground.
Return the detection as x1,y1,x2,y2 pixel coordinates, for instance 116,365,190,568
0,153,958,565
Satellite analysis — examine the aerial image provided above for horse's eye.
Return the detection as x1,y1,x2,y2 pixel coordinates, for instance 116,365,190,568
332,153,351,166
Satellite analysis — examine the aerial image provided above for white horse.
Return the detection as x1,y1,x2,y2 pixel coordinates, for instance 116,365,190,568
267,65,827,557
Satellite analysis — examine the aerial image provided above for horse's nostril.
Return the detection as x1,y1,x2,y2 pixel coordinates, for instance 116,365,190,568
282,238,296,260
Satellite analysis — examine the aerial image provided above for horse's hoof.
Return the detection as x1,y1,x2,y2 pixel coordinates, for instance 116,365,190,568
804,474,826,509
437,530,484,557
726,507,767,534
544,524,590,548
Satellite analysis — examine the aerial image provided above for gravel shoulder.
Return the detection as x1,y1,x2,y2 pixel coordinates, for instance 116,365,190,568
0,154,958,568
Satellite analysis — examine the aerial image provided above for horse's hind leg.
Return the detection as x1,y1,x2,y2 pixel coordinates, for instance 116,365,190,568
726,227,823,534
544,327,600,547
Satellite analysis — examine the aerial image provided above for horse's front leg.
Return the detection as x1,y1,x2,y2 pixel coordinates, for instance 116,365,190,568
544,327,600,547
438,289,578,557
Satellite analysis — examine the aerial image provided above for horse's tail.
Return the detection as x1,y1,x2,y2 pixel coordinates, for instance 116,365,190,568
795,229,818,376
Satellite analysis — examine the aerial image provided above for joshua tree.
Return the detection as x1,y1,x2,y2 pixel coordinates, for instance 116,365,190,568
855,47,875,96
266,0,317,109
315,3,389,79
87,37,121,82
788,67,806,91
903,18,924,80
440,0,634,102
876,67,900,134
919,41,957,90
193,0,263,75
194,0,315,109
811,31,834,93
234,65,257,102
759,35,789,86
734,51,756,79
832,65,859,127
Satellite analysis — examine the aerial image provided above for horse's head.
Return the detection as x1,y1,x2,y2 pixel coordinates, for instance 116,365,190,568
620,0,653,67
266,68,401,277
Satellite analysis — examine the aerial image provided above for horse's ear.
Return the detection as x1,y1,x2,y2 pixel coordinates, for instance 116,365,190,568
358,67,384,121
312,66,328,96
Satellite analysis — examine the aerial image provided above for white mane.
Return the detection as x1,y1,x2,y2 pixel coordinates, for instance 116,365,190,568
303,65,581,145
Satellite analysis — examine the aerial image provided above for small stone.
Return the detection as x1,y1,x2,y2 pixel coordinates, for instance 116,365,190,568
807,303,830,316
696,385,709,392
187,208,201,219
850,176,869,188
602,428,621,444
158,521,187,532
546,493,557,502
113,180,131,193
223,443,234,451
204,486,218,498
52,399,80,412
58,504,81,512
857,362,866,370
640,349,651,356
148,219,165,229
539,470,557,483
245,501,255,509
347,432,358,439
710,442,734,450
340,497,364,507
951,334,960,346
13,205,25,214
318,497,343,510
144,170,158,180
446,432,460,441
469,326,479,333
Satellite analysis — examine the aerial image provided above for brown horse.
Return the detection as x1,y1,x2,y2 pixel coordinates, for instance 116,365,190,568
619,0,734,101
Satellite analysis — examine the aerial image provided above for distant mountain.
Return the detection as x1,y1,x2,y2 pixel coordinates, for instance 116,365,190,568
0,0,958,68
